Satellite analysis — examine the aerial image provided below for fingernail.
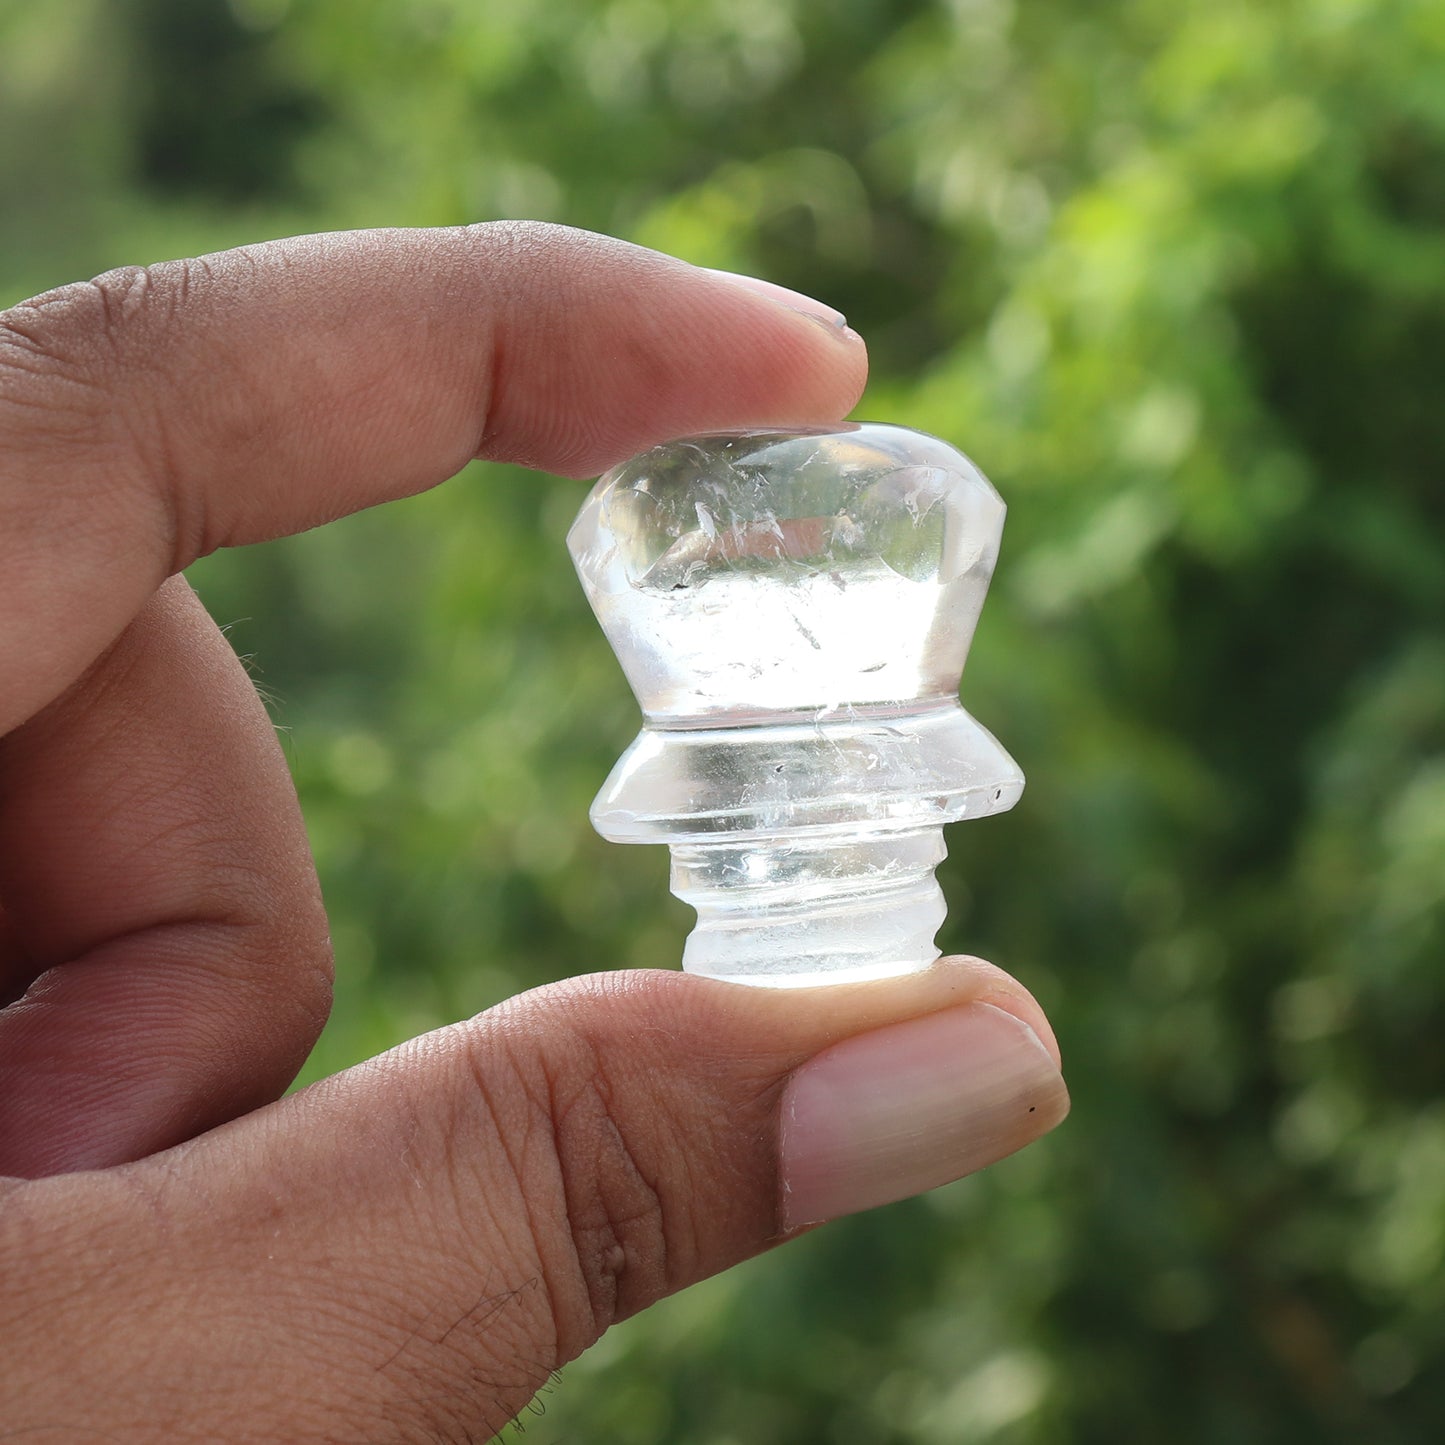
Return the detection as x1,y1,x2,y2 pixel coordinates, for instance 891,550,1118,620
703,267,852,334
779,1003,1070,1229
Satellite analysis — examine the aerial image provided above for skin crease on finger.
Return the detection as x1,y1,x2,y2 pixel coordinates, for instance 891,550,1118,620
0,225,1068,1441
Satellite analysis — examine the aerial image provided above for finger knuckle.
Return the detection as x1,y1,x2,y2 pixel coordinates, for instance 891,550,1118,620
1,282,122,449
453,1027,688,1356
4,267,144,384
535,1040,672,1338
0,262,196,466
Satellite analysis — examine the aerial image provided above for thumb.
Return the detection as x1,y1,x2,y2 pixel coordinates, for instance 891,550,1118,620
5,958,1067,1441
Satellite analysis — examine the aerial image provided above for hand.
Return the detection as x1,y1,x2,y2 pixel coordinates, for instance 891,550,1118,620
0,223,1068,1441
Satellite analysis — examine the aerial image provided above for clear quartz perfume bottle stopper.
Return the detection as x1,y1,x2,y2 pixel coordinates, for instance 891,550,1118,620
567,422,1023,987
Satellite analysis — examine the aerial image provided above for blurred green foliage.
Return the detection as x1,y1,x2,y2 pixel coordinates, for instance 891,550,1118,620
4,0,1445,1439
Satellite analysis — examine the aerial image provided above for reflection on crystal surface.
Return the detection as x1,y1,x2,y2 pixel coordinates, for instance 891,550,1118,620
568,422,1023,986
568,425,1004,724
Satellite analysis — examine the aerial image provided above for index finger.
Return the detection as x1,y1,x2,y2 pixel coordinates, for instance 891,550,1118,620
0,222,867,734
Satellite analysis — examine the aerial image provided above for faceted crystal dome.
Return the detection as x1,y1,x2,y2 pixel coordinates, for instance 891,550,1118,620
567,424,1006,724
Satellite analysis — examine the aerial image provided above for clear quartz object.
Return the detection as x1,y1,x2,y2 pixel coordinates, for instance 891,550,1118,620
567,422,1023,987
